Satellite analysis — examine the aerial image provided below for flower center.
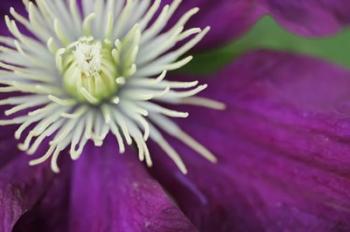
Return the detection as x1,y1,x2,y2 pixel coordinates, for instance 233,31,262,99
1,0,224,174
74,40,102,76
60,37,118,104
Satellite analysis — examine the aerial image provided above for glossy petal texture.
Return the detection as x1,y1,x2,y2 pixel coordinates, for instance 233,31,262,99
69,139,196,232
150,51,350,231
260,0,350,36
0,156,54,232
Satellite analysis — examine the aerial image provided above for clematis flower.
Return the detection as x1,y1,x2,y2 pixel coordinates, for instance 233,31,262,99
0,0,230,174
0,0,350,232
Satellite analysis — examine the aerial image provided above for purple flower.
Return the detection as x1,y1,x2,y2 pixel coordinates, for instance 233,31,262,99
0,1,350,232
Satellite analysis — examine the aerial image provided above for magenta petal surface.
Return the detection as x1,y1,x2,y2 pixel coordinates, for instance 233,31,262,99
0,0,25,36
0,156,54,232
260,0,350,36
150,51,350,231
0,126,21,168
69,140,196,232
161,0,350,49
161,0,261,49
12,161,71,232
2,0,350,49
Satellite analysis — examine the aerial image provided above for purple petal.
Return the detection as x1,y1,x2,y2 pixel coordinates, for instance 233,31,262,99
3,0,350,51
69,139,196,232
161,0,350,49
0,0,25,36
0,156,54,232
150,51,350,231
0,103,26,168
162,0,262,49
12,160,71,232
0,0,25,166
0,126,21,168
260,0,350,36
0,0,261,49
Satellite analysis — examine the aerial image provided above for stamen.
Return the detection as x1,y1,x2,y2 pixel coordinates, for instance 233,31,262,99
69,116,87,158
181,97,226,110
83,13,96,36
0,0,223,174
54,19,70,45
137,101,188,118
149,124,187,174
5,97,49,116
29,145,55,166
109,120,126,154
120,103,150,141
27,119,64,155
150,113,217,163
111,109,133,145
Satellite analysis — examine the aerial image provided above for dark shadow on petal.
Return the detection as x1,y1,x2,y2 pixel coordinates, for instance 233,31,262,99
12,154,71,232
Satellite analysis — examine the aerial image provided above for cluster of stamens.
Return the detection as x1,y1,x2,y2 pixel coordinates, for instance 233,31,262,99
60,37,118,104
0,0,224,173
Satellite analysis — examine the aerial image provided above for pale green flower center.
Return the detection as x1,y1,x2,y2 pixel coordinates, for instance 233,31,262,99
0,0,225,174
60,37,117,104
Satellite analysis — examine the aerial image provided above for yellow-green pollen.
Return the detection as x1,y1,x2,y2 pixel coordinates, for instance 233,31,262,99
60,37,119,104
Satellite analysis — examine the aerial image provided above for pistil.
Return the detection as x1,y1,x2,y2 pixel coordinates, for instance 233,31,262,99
59,37,118,104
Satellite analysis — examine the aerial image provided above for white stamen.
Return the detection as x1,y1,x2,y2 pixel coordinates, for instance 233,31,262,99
0,0,224,173
181,97,226,110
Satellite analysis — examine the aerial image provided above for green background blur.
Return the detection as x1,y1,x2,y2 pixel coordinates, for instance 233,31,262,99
182,16,350,75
